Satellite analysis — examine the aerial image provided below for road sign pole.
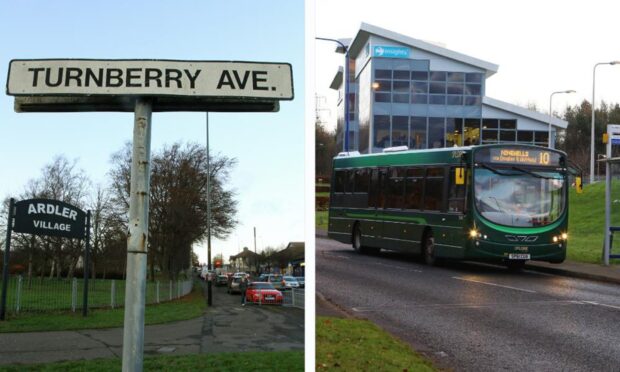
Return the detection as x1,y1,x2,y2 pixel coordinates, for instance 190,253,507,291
82,210,91,317
122,98,152,372
1,198,15,321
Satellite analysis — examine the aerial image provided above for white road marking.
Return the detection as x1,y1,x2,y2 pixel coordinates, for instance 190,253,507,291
351,300,582,312
373,261,422,273
452,276,537,293
581,301,620,311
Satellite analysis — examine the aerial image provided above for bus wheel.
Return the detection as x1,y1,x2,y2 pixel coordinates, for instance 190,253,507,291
506,260,526,271
423,234,439,266
352,225,363,253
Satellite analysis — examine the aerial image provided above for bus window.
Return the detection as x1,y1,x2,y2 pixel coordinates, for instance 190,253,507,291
448,167,466,213
334,170,346,193
425,167,445,211
346,170,355,193
387,168,405,208
405,167,424,210
369,169,379,208
354,169,370,194
378,168,388,209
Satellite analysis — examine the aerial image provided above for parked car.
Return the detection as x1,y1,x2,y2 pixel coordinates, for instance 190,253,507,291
245,282,283,305
215,275,228,286
228,276,243,294
294,276,304,288
282,276,300,289
266,274,286,290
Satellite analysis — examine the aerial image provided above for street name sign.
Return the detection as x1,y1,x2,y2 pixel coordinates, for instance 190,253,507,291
6,59,294,112
13,198,86,239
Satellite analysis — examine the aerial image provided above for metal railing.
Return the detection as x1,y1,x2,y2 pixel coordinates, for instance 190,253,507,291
0,275,193,315
282,288,305,308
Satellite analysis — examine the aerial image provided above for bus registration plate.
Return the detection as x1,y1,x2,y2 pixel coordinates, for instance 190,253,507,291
509,253,530,260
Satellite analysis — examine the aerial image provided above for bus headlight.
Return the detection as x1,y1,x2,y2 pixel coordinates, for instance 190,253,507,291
469,229,479,238
561,233,568,240
553,236,559,243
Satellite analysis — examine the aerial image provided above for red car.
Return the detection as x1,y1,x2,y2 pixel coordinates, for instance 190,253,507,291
245,282,283,305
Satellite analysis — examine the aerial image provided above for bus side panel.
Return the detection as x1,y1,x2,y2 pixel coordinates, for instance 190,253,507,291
327,208,352,245
433,214,467,259
381,210,421,253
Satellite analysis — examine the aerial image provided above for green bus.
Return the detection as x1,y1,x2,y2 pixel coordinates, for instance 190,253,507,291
327,144,580,269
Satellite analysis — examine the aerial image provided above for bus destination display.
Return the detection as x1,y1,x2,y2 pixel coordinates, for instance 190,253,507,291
476,148,561,166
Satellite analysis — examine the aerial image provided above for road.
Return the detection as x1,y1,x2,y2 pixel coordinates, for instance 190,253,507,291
317,236,620,371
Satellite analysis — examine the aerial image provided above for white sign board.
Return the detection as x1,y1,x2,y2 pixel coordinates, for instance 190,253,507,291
7,59,294,100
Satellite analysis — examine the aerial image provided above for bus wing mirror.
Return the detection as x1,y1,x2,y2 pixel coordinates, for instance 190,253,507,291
455,167,465,185
576,176,583,194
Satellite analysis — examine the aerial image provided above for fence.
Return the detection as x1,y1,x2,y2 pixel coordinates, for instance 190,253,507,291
0,275,193,316
282,288,304,309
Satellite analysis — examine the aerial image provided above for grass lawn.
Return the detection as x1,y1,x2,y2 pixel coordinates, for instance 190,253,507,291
567,181,620,264
316,210,328,231
0,350,304,372
316,316,436,371
0,281,205,333
0,276,187,313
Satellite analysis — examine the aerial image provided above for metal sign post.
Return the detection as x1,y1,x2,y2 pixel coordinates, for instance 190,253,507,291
122,99,152,371
603,124,620,265
0,198,15,320
6,58,293,372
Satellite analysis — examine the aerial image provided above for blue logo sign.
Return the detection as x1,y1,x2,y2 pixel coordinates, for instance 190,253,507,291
612,138,620,145
372,45,411,59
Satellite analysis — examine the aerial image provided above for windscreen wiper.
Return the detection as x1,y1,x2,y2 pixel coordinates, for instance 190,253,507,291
477,163,517,176
510,166,560,180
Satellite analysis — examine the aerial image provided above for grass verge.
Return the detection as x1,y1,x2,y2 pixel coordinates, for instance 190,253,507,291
316,210,328,231
568,181,620,264
0,350,304,372
0,281,205,333
316,316,436,371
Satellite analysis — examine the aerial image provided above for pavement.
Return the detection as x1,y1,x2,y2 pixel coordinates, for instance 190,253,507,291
0,282,304,366
316,228,620,318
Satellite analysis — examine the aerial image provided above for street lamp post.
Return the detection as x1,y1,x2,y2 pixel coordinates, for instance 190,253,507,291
548,90,575,148
316,37,350,152
598,153,607,179
206,112,212,306
591,61,620,184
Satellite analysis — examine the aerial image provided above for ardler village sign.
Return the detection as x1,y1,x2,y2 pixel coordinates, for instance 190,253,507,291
1,199,91,321
5,58,294,372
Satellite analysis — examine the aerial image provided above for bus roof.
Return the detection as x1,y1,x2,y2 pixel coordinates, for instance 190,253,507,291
332,144,566,168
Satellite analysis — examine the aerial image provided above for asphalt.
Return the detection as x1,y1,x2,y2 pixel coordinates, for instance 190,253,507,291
315,228,620,317
0,282,304,366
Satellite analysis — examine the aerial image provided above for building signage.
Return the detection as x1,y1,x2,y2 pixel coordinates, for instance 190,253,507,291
13,198,86,239
7,59,294,100
372,46,410,59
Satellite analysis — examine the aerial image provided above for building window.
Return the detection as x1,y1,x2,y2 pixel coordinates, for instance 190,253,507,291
411,94,428,104
393,70,409,80
446,118,463,147
464,119,480,145
428,117,445,148
392,116,409,147
374,115,391,148
517,131,534,143
430,71,447,81
466,73,483,83
429,95,446,105
411,71,428,80
376,69,391,79
410,116,427,149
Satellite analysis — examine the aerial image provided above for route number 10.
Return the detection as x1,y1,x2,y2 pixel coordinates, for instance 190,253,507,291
539,152,550,165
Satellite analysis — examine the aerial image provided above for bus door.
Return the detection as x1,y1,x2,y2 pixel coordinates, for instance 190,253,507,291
368,167,387,242
442,166,468,256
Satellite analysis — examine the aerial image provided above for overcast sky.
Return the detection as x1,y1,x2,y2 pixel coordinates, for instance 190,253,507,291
314,0,620,130
0,0,305,264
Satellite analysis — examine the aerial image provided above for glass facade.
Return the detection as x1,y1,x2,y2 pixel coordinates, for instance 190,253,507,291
334,41,558,154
